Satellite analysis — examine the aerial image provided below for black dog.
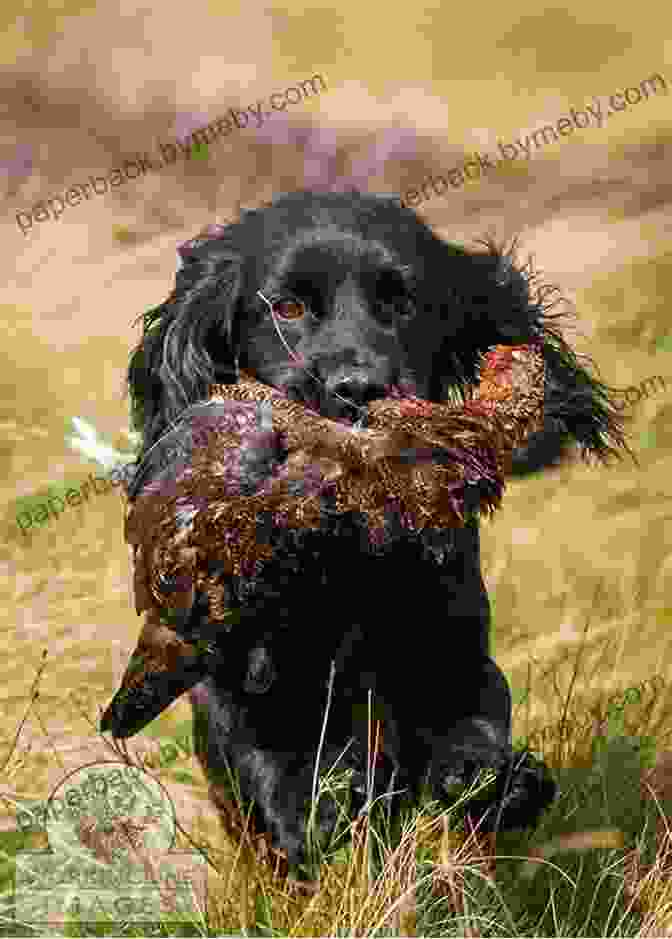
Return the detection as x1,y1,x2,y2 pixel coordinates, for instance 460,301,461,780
118,189,630,873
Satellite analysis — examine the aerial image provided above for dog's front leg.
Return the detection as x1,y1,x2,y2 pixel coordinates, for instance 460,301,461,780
190,676,349,874
426,656,556,832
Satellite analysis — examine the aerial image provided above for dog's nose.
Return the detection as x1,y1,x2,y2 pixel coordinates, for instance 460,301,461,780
326,373,387,407
324,373,388,423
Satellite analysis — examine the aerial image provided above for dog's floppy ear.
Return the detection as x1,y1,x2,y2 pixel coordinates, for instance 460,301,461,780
127,233,244,454
437,239,636,468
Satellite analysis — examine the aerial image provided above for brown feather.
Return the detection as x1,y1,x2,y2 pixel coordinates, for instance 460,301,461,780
102,343,544,738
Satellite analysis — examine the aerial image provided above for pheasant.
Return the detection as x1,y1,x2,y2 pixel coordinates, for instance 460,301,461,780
101,343,545,737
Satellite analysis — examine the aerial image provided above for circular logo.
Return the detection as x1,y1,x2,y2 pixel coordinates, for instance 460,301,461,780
45,762,175,865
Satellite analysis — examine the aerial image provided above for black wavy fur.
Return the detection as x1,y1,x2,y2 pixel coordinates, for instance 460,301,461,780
120,190,634,874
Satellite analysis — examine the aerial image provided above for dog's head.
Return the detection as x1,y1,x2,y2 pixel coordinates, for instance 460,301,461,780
128,189,633,468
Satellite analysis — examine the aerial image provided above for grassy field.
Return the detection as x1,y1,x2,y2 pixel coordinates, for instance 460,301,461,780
1,0,672,933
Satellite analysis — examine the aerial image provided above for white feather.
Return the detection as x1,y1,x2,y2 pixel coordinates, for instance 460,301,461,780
66,417,138,471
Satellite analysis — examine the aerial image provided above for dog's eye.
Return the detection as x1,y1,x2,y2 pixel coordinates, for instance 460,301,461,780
270,298,307,320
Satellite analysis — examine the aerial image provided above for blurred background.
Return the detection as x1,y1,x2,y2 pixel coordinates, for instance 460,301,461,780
1,0,671,885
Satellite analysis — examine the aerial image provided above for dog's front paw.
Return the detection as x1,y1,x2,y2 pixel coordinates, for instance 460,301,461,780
434,748,556,832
